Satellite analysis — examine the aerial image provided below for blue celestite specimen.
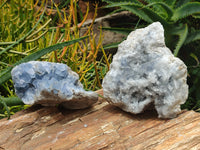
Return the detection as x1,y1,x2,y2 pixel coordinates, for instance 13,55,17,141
102,22,188,118
11,61,98,109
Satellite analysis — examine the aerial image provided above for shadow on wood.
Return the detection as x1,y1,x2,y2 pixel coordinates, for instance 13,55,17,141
0,90,200,150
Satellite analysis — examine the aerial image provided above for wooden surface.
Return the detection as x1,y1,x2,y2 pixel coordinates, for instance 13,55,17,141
0,89,200,150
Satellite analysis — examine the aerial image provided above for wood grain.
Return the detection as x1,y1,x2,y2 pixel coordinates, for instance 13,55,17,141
0,90,200,150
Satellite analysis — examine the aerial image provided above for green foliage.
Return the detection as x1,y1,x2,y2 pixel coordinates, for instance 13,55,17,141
172,2,200,21
103,0,200,56
0,0,110,119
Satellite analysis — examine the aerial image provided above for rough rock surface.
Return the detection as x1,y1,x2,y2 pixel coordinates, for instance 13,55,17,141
11,61,98,109
102,22,188,118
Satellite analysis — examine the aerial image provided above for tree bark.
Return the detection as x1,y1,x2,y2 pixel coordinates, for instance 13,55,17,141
0,89,200,150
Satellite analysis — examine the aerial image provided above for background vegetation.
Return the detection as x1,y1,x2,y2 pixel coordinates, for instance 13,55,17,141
0,0,200,119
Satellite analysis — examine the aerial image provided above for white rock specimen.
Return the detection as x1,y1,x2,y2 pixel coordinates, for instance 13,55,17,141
11,61,98,109
102,22,188,118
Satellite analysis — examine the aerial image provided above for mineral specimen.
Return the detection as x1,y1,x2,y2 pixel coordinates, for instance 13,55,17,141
102,22,188,118
11,61,98,109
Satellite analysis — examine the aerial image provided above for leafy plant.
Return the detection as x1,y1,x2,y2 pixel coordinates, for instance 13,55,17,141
103,0,200,56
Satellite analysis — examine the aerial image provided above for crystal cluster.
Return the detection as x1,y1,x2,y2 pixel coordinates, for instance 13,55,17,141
11,61,98,109
102,22,188,118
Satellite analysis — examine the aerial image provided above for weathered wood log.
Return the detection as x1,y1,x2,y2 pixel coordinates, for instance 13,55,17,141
0,90,200,150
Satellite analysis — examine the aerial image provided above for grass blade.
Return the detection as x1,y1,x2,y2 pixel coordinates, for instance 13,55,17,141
0,96,10,119
172,2,200,21
103,41,121,50
173,24,188,56
0,97,23,107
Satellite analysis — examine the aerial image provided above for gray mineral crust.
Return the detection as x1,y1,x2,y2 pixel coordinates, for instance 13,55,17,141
11,61,98,109
102,22,188,118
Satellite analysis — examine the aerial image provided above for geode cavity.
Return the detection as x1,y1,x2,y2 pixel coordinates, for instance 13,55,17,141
102,22,188,118
11,61,98,109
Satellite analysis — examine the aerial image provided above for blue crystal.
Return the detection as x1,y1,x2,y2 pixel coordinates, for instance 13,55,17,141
11,61,98,107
